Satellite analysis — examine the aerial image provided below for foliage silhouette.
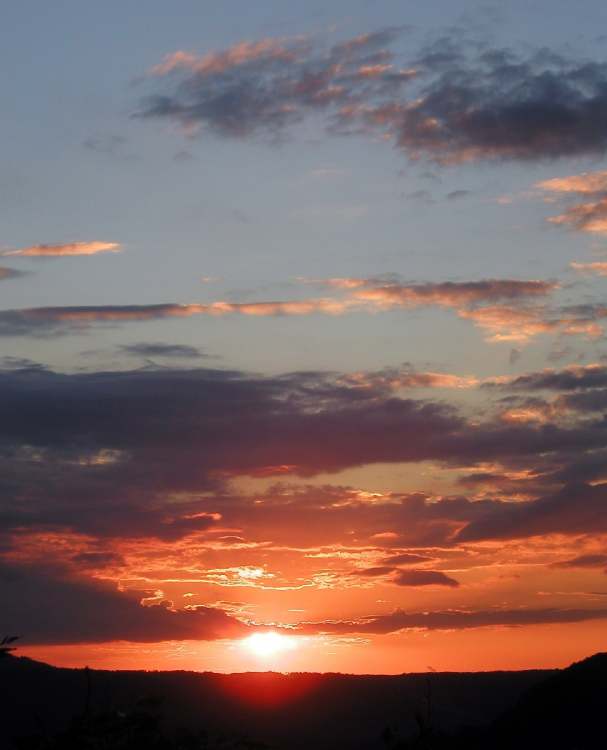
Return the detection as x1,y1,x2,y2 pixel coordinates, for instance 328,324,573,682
0,636,19,659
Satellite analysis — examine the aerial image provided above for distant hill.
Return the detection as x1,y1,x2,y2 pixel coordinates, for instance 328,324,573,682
0,653,602,749
470,652,607,750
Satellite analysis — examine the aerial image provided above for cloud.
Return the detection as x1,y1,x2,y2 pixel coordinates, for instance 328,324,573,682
1,363,607,647
0,267,27,281
509,348,522,365
548,199,607,235
0,298,362,337
498,363,607,392
538,170,607,236
83,134,134,160
0,561,248,645
551,554,607,569
1,366,607,554
368,49,607,164
3,241,121,258
446,190,471,200
458,304,605,343
571,261,607,276
382,552,433,565
354,565,459,586
0,356,47,371
119,342,207,359
0,275,561,340
137,29,416,140
538,171,607,195
339,366,479,391
325,277,557,308
357,566,396,577
393,569,459,587
138,33,607,164
456,483,607,543
296,606,607,635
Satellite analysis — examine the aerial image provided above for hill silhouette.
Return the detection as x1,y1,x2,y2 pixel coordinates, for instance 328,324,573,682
470,652,607,749
0,653,604,749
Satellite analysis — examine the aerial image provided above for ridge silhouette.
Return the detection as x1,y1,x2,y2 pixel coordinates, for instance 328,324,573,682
1,651,604,749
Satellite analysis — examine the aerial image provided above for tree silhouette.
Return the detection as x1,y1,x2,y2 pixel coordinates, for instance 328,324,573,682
0,635,19,658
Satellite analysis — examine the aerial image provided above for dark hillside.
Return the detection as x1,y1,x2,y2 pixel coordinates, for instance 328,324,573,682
0,655,549,749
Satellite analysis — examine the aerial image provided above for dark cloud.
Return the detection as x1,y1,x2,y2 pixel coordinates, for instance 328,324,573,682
357,566,396,577
382,552,433,565
119,342,207,359
0,561,248,645
446,190,471,200
551,554,607,569
0,366,606,549
557,389,607,413
389,52,607,163
296,606,607,635
393,569,459,587
509,348,522,365
138,31,607,164
457,483,607,543
503,364,607,392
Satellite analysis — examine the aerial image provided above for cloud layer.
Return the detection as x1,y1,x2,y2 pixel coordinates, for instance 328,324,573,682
1,362,607,645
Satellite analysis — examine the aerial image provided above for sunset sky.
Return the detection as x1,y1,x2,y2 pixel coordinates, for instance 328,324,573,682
2,0,607,674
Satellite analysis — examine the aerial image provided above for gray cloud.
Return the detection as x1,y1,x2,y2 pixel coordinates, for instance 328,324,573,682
0,561,248,645
296,606,607,635
138,32,607,164
393,569,459,587
0,366,606,550
457,483,607,543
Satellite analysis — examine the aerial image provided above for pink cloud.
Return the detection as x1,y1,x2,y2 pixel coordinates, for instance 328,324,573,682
4,241,121,257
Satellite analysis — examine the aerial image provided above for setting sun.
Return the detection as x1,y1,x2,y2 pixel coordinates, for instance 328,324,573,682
243,632,298,658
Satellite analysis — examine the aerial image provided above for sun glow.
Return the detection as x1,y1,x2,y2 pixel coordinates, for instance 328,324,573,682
243,632,298,658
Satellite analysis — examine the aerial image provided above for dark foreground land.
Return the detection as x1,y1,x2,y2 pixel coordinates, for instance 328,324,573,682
1,652,605,749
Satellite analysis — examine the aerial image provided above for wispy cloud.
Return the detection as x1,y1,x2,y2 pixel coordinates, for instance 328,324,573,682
0,275,580,344
537,170,607,236
296,606,607,635
119,342,208,359
3,241,121,257
0,266,28,280
571,261,607,276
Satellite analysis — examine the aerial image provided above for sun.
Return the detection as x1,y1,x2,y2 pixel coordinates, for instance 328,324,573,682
242,632,298,658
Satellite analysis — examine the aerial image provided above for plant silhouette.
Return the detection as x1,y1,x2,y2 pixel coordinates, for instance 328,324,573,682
0,635,19,658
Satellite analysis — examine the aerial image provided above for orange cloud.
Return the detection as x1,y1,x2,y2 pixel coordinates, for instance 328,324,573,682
458,305,605,343
537,170,607,236
4,241,121,257
340,368,479,391
457,305,558,343
570,261,607,276
150,38,301,77
500,408,550,424
537,171,607,195
321,278,557,309
548,198,607,235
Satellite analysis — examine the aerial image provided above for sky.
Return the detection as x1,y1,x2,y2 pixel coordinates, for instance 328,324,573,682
2,0,607,674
